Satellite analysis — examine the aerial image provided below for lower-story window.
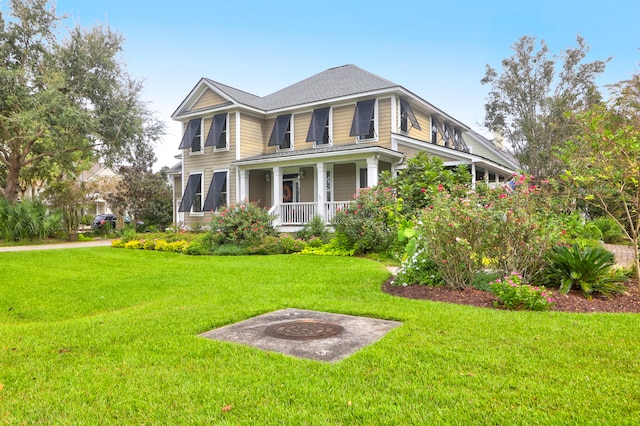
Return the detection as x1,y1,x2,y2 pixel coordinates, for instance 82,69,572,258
178,173,203,214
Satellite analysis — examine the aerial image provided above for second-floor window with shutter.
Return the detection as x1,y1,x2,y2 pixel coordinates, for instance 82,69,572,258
350,99,376,141
306,107,331,146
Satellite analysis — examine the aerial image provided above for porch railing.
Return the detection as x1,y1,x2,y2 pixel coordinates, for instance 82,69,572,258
272,201,354,226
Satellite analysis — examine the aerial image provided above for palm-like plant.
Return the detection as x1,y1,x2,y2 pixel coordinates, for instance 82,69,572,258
545,244,627,298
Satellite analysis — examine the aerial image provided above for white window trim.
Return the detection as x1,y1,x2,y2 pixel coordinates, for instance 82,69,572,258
313,107,333,148
189,118,204,156
276,115,294,152
212,168,229,212
212,113,230,153
190,171,204,216
356,99,378,143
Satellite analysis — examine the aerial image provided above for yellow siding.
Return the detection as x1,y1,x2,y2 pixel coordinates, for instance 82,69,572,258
377,98,391,148
294,112,312,150
332,104,355,146
240,113,266,157
334,163,356,201
190,89,228,111
397,143,421,159
405,106,432,143
300,167,315,202
248,170,271,207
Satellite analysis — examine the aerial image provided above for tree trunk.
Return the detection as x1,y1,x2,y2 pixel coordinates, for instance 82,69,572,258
4,165,22,203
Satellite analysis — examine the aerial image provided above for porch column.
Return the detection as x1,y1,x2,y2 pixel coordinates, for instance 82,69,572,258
316,162,326,222
271,167,282,226
484,168,490,185
366,156,379,187
239,169,248,202
471,163,477,189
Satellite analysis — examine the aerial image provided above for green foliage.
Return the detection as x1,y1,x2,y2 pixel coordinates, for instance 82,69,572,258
471,271,502,292
124,240,143,250
296,215,331,242
331,186,397,254
410,175,557,289
545,244,628,298
212,244,249,256
481,35,607,178
380,152,470,215
276,235,306,254
394,241,444,287
0,0,163,202
299,237,355,256
211,202,277,247
111,238,125,248
0,198,62,241
489,274,555,311
183,232,222,256
591,217,626,244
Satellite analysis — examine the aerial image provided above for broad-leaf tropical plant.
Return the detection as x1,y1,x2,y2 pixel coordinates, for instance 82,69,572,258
545,244,627,298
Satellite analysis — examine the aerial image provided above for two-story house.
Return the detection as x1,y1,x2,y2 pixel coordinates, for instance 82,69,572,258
169,64,519,231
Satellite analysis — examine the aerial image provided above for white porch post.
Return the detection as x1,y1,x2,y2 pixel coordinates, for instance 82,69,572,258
484,167,489,185
239,169,248,202
273,167,281,226
366,156,379,187
471,163,477,189
316,162,326,222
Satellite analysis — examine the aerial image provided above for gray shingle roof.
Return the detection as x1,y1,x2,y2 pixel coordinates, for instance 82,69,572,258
205,65,400,112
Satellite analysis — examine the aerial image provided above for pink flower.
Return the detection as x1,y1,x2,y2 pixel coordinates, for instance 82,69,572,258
421,188,426,193
437,184,444,192
499,193,507,199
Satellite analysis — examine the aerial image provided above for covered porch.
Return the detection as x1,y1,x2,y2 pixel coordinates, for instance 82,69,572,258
233,146,404,231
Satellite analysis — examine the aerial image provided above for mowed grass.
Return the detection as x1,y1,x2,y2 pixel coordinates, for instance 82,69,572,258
1,249,639,424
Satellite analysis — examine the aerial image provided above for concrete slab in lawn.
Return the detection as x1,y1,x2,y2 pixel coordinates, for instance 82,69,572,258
199,308,402,363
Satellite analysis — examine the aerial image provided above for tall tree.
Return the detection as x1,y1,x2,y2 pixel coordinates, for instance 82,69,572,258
557,73,640,279
106,165,173,230
481,35,608,178
0,0,164,202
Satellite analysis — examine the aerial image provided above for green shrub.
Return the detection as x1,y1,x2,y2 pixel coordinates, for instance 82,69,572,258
182,232,222,256
489,274,555,311
394,240,444,287
277,235,306,254
296,215,330,242
306,237,325,248
412,175,557,289
591,217,626,244
471,271,502,292
211,202,277,247
299,238,355,256
0,198,62,241
247,235,282,255
213,244,249,256
154,240,169,252
544,244,627,298
331,187,397,254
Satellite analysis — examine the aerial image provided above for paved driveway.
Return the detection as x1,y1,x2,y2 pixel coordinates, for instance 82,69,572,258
0,239,113,252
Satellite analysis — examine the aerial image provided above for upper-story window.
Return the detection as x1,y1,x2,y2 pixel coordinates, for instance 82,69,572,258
268,114,293,150
178,173,203,214
350,99,376,141
178,118,202,154
399,98,421,133
306,107,331,146
204,113,228,150
431,116,440,144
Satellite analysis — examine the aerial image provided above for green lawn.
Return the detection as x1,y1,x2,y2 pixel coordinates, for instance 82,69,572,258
1,248,639,424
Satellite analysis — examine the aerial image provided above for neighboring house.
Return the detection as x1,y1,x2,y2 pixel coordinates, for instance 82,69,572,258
79,163,118,216
171,64,519,231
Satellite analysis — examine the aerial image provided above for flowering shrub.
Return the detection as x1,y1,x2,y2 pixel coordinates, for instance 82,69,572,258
489,274,555,311
331,187,397,254
111,238,124,248
212,201,277,247
124,240,143,250
411,175,558,288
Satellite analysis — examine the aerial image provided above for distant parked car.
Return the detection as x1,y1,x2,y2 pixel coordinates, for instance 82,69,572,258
91,214,140,230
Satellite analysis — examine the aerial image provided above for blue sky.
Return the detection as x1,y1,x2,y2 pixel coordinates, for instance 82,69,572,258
50,0,640,169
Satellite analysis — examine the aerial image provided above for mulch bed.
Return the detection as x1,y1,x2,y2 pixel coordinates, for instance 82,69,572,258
382,279,640,313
